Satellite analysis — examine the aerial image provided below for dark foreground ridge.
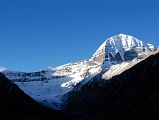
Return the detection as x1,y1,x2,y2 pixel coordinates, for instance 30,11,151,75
0,73,70,120
65,51,159,120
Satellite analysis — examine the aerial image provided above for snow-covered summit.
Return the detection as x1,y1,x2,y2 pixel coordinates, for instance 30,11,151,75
0,67,7,72
95,34,150,52
90,34,154,64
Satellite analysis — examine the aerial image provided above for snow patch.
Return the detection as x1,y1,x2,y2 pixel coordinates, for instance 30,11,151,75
0,67,7,72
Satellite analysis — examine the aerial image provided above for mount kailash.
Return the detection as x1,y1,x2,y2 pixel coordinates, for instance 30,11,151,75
0,34,156,110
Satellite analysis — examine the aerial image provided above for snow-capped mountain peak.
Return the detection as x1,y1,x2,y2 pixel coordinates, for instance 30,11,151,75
1,34,156,110
95,34,144,52
0,67,7,72
90,34,154,64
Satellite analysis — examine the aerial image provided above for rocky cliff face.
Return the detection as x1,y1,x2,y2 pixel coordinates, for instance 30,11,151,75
90,34,154,64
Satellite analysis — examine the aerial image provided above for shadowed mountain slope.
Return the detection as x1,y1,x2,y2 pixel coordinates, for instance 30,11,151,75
64,50,159,120
0,73,70,120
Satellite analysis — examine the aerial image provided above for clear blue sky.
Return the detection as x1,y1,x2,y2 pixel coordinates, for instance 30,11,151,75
0,0,159,72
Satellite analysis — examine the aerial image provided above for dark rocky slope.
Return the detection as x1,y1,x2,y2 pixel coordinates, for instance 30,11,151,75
64,51,159,120
0,73,69,120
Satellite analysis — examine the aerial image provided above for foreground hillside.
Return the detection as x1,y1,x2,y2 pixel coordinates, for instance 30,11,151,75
64,49,159,120
0,73,69,120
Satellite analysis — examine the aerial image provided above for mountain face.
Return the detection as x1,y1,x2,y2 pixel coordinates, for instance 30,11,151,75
63,49,159,120
0,34,155,110
90,34,154,63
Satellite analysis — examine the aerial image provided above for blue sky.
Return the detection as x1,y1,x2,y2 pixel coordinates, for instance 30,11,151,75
0,0,159,72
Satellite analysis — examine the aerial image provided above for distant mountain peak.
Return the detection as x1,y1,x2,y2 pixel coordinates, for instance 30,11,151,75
90,34,154,64
0,67,7,72
95,34,146,53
